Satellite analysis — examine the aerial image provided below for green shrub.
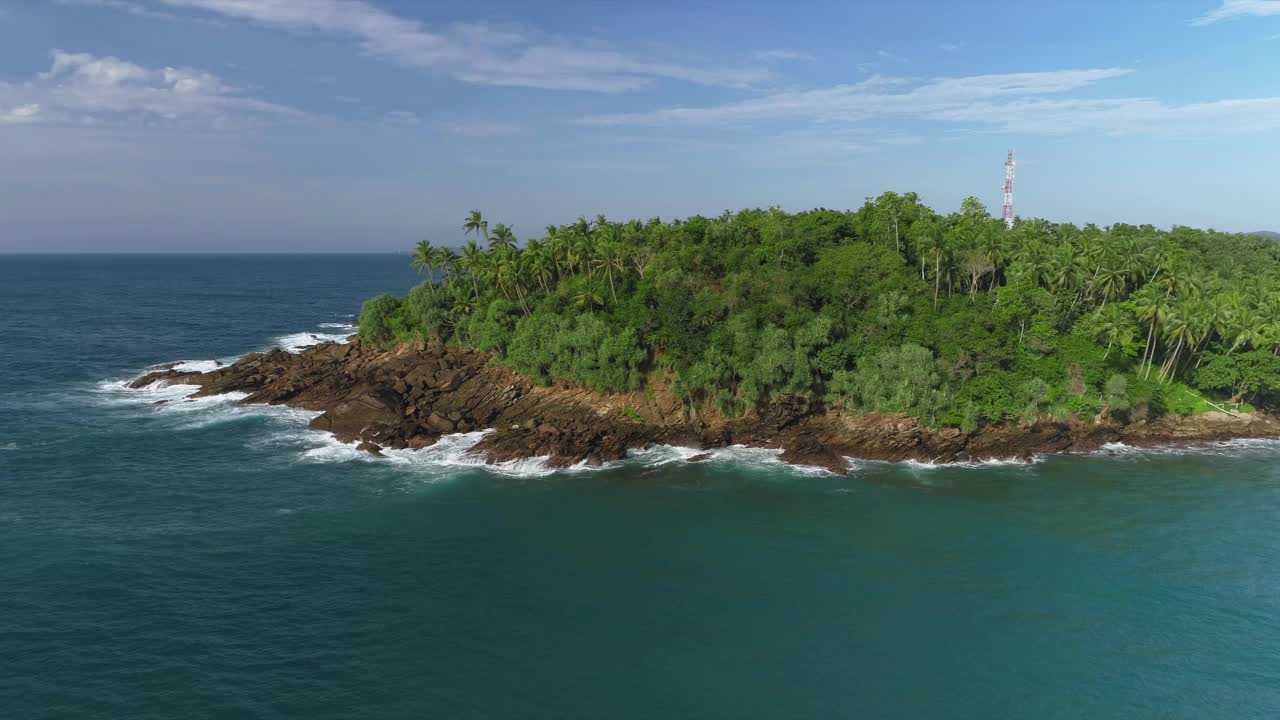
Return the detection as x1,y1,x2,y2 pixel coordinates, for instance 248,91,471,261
505,312,646,392
837,343,950,426
357,294,400,345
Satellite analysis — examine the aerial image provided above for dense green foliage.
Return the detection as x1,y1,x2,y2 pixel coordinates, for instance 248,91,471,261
361,195,1280,426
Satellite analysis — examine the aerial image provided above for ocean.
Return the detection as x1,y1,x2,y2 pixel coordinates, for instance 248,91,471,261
3,254,1280,719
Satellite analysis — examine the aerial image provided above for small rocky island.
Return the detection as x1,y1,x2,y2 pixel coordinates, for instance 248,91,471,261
131,337,1280,473
134,202,1280,470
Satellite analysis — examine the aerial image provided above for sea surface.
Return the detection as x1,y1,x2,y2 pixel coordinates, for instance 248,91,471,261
3,254,1280,719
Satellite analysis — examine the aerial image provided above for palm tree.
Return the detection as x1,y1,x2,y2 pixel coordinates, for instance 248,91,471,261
411,239,437,295
547,230,570,276
573,288,604,313
494,251,529,313
910,219,946,308
1133,288,1170,379
1158,302,1201,381
488,223,517,254
457,240,484,299
433,246,457,280
1227,306,1265,353
524,239,554,294
1091,267,1126,311
1094,304,1133,361
463,210,488,243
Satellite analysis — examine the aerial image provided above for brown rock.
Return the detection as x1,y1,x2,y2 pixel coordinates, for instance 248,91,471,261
426,412,456,433
123,336,1280,471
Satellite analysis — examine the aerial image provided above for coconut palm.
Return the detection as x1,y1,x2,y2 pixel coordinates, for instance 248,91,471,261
1227,306,1265,353
1133,287,1170,379
573,288,604,313
494,251,529,313
1094,304,1134,361
463,210,488,242
1158,301,1202,381
411,239,438,296
456,240,485,299
488,223,517,254
1091,267,1127,311
524,240,555,294
436,246,457,271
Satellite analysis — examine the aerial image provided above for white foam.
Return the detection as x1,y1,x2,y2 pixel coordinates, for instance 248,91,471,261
272,331,354,353
625,444,706,466
1094,439,1280,459
291,434,838,478
891,455,1042,471
0,442,16,451
381,431,563,477
628,443,834,476
93,371,323,435
93,379,204,406
274,322,358,353
168,359,224,373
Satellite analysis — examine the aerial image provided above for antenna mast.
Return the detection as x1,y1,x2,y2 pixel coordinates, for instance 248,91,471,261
1002,149,1016,229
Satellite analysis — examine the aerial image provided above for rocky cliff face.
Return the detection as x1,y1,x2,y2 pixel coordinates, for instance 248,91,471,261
131,338,1280,472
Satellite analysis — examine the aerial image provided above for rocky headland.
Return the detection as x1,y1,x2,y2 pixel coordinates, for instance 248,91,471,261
130,338,1280,473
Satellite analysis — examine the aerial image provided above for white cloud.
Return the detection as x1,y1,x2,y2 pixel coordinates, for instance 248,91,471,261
584,69,1132,127
0,49,302,128
381,110,420,126
55,0,223,25
1,104,41,125
756,49,814,62
876,49,907,63
929,96,1280,135
940,43,961,52
581,67,1280,137
143,0,769,92
441,121,523,138
1191,0,1280,25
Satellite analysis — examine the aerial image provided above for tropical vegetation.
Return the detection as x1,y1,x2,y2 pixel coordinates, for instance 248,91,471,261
363,195,1280,428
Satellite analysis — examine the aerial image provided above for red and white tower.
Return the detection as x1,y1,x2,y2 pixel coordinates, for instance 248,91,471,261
1002,149,1016,229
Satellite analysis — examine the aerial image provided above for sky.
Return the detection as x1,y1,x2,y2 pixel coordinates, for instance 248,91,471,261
1,0,1279,252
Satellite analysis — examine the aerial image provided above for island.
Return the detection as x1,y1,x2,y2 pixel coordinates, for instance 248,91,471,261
132,196,1280,472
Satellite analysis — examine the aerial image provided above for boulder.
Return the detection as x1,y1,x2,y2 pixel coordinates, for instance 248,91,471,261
426,412,456,433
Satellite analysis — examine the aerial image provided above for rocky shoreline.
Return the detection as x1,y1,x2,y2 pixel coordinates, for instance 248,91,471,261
130,337,1280,473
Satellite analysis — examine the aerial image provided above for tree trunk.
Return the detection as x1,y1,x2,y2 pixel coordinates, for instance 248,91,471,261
933,251,941,309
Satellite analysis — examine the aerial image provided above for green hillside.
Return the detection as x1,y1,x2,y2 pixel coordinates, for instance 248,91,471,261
359,195,1280,429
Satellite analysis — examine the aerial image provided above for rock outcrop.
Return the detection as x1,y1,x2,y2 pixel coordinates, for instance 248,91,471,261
129,338,1280,472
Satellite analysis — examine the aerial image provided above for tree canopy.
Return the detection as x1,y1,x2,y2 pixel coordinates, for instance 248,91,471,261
360,197,1280,426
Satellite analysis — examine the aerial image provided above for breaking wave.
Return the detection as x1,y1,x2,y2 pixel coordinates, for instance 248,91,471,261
270,322,357,353
891,455,1044,471
95,318,1280,480
166,359,227,373
1093,439,1280,460
296,436,836,477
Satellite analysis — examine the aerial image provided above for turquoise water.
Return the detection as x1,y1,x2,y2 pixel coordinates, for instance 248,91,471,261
3,255,1280,719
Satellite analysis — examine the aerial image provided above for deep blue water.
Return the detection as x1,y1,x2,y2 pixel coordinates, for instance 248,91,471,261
3,254,1280,719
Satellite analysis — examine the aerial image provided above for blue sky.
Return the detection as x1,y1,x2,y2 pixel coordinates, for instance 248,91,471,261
1,0,1278,252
